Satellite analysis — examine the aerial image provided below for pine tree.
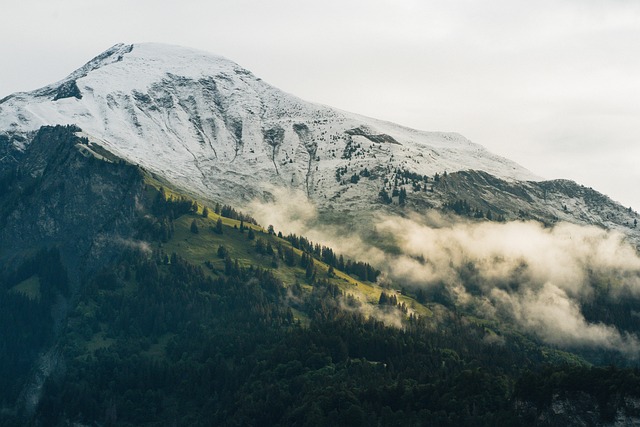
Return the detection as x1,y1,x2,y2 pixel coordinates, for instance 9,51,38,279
284,248,296,266
214,218,223,234
399,188,407,205
190,219,199,234
224,256,233,275
255,238,265,254
217,245,227,258
247,228,255,240
378,292,388,305
202,206,209,218
379,188,392,204
305,263,314,280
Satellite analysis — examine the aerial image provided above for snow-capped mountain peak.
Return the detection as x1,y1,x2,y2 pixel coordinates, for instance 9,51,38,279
0,43,541,210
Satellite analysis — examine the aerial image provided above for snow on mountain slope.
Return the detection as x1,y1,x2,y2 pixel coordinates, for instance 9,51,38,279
0,43,538,208
1,43,638,244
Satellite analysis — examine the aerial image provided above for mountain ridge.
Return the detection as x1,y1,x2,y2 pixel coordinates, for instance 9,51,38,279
0,42,638,246
0,43,537,195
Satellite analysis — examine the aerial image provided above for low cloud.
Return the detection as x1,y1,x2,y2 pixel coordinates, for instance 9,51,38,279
339,297,405,329
378,214,640,356
248,190,640,357
248,187,388,264
377,214,640,292
111,236,152,254
492,283,640,357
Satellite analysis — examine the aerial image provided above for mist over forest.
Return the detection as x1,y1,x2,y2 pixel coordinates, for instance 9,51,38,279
251,188,640,358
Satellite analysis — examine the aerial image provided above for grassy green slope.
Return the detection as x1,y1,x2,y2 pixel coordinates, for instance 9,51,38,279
150,183,432,320
53,177,436,367
136,180,590,368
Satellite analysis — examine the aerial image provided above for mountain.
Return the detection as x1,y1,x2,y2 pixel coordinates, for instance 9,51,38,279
2,43,637,244
3,126,639,426
0,43,535,192
2,44,640,426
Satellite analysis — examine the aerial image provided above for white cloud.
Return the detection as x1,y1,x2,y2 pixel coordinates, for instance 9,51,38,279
492,283,640,357
250,189,640,356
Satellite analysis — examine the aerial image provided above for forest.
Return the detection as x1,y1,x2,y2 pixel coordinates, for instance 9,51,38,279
1,152,640,426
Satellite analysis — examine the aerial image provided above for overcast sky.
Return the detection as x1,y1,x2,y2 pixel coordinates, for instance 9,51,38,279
2,0,639,210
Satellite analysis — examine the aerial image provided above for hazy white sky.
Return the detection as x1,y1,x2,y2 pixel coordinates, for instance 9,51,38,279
2,0,639,209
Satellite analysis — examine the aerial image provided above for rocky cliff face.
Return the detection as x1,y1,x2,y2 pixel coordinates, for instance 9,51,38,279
426,171,640,245
0,125,146,278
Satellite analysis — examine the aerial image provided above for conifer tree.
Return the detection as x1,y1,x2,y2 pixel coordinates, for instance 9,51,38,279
224,256,233,275
255,238,265,254
328,265,335,277
305,263,314,280
217,245,227,258
378,292,388,305
379,188,392,204
399,188,407,205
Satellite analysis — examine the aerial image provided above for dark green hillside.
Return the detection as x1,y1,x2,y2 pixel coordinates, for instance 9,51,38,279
19,219,573,426
0,125,145,273
2,126,640,426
